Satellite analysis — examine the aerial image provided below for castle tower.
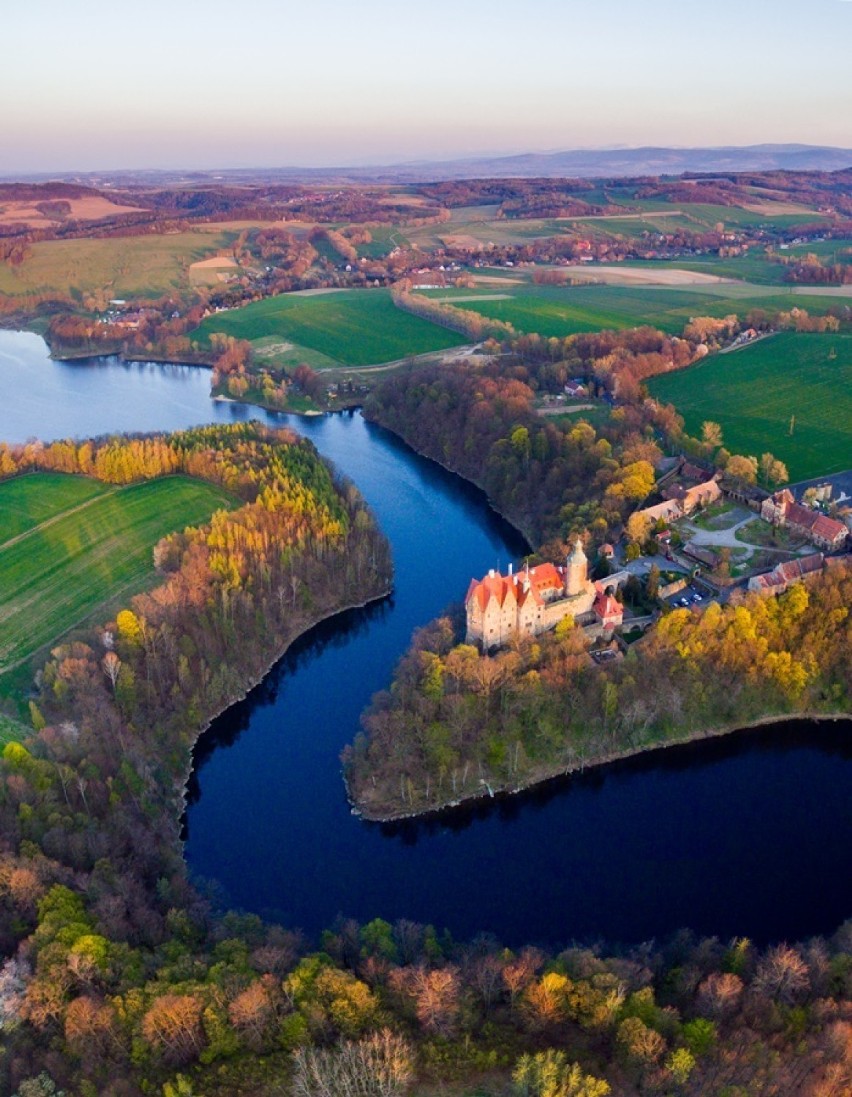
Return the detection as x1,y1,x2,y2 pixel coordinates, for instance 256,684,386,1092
564,538,588,597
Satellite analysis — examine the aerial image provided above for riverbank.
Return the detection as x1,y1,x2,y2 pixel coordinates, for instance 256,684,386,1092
362,407,537,549
350,710,850,823
178,584,391,843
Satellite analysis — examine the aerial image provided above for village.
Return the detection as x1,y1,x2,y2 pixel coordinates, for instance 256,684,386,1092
465,455,851,655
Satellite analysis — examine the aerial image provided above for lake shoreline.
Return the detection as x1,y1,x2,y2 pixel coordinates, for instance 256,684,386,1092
361,407,537,550
180,585,392,848
350,711,851,823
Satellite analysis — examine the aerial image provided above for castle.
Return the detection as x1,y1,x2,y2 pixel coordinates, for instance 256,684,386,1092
464,539,623,649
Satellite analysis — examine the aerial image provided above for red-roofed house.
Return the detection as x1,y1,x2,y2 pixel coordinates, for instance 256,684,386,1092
747,553,824,594
761,490,848,551
592,592,623,631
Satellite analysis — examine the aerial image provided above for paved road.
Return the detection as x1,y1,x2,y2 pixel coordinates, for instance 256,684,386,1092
789,470,852,505
686,514,755,549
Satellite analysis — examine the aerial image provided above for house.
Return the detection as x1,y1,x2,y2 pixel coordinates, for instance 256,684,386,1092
638,499,684,525
662,475,722,514
747,553,825,594
761,490,848,551
592,592,623,631
598,543,615,560
465,540,618,648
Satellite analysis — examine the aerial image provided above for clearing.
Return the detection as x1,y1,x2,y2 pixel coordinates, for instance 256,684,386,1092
648,332,852,482
193,288,464,367
0,473,238,675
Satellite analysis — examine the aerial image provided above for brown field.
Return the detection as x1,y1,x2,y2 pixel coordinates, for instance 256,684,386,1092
188,257,238,269
470,274,526,286
439,233,487,250
566,265,736,286
188,255,239,285
741,200,822,216
378,194,430,208
0,195,146,227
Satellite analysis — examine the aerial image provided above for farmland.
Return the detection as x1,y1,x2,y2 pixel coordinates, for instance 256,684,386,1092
0,473,238,675
0,229,242,302
420,280,844,338
193,288,464,367
648,332,852,482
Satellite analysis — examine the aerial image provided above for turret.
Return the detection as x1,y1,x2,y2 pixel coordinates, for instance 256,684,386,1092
564,537,588,596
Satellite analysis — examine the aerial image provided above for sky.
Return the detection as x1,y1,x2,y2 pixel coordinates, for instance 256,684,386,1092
2,0,852,173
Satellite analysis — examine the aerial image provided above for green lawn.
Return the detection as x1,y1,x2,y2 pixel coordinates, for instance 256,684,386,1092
193,288,464,367
648,332,852,482
0,473,238,673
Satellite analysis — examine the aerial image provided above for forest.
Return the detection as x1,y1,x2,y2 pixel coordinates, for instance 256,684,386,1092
360,337,694,548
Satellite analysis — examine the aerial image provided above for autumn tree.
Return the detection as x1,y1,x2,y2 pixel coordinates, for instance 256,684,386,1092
701,421,724,449
759,451,789,488
141,993,206,1064
726,454,758,484
513,1049,610,1097
292,1029,414,1097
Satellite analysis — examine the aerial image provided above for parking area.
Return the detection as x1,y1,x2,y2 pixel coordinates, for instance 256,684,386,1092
666,584,707,609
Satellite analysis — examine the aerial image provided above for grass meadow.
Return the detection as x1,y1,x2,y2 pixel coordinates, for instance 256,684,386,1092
648,332,852,482
0,473,237,675
0,230,241,302
193,288,464,367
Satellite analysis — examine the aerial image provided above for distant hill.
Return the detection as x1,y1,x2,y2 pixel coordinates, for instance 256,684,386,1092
393,144,852,180
5,145,852,187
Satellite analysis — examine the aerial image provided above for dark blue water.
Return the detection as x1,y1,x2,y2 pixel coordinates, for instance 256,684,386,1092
2,329,850,947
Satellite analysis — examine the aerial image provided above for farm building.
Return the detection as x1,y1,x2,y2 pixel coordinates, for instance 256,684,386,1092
662,475,722,513
747,554,825,594
760,490,848,551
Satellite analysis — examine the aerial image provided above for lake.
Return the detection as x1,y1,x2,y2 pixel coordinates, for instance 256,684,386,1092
1,328,850,947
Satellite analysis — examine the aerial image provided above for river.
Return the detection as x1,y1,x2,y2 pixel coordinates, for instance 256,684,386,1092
1,329,850,947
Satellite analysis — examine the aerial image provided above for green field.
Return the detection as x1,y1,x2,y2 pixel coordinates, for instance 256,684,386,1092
648,332,852,482
405,195,829,251
0,473,237,674
0,229,241,301
356,225,408,259
423,280,849,339
623,253,791,284
193,288,464,367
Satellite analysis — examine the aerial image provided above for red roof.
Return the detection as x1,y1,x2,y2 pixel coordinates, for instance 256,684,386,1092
593,592,623,621
466,563,565,613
